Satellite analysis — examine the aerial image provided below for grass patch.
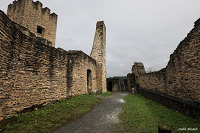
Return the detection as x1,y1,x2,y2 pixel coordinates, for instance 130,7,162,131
120,94,200,133
102,92,112,96
0,94,100,133
95,91,112,96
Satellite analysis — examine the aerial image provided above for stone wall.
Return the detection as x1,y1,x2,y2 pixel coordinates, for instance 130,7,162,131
0,10,66,120
127,73,135,92
137,69,166,93
133,18,200,103
107,78,119,91
0,10,100,120
107,77,128,91
137,88,200,118
7,0,57,47
91,21,107,93
132,62,145,76
66,51,97,96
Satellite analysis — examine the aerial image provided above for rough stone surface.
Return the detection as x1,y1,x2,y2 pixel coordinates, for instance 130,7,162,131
126,73,135,92
7,0,58,47
107,77,128,91
130,18,200,103
66,51,98,96
131,62,146,76
91,21,107,93
0,9,106,120
0,10,66,120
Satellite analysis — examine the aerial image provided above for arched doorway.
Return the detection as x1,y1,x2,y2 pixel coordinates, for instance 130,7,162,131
107,81,113,91
87,69,92,94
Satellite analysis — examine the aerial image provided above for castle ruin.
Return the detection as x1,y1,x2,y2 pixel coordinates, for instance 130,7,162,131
1,0,199,121
127,19,200,118
91,21,107,93
0,0,106,120
7,0,58,47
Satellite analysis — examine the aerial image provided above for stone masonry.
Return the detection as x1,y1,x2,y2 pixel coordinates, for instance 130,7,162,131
129,18,200,103
91,21,107,93
0,0,107,121
7,0,58,47
126,73,135,92
107,77,128,91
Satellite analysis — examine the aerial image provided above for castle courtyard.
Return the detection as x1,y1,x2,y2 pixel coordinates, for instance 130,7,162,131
0,0,200,132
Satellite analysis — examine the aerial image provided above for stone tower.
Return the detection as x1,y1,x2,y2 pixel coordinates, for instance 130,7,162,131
7,0,58,47
91,21,107,93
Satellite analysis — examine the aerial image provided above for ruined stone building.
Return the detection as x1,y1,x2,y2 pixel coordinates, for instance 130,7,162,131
107,77,128,92
7,0,57,47
127,19,200,118
0,0,106,120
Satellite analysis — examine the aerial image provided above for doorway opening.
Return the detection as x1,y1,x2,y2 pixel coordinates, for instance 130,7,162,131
87,69,92,94
107,81,113,91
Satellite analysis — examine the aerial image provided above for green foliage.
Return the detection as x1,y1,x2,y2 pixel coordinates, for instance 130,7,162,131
0,94,100,133
120,94,200,133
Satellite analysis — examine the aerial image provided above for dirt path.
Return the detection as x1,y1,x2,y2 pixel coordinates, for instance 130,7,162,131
55,92,128,133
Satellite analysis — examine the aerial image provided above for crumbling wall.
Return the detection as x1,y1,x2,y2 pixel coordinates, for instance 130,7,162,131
135,18,200,103
111,79,120,91
0,10,99,120
137,69,166,93
91,21,107,93
132,62,146,76
107,77,128,91
67,51,97,96
0,10,66,120
127,73,136,92
7,0,57,47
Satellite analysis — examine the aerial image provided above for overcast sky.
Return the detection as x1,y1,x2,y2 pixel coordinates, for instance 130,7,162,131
1,0,200,77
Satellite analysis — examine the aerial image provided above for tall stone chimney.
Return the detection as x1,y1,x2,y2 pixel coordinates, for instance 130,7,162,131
91,21,107,92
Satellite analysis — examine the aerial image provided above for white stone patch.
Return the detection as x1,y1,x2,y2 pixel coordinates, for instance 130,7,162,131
118,99,125,103
106,108,122,123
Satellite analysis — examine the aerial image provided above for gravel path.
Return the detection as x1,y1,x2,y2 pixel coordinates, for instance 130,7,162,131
55,92,129,133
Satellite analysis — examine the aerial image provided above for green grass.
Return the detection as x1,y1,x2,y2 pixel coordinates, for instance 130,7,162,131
120,94,200,133
102,92,112,96
0,94,100,133
95,91,112,96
